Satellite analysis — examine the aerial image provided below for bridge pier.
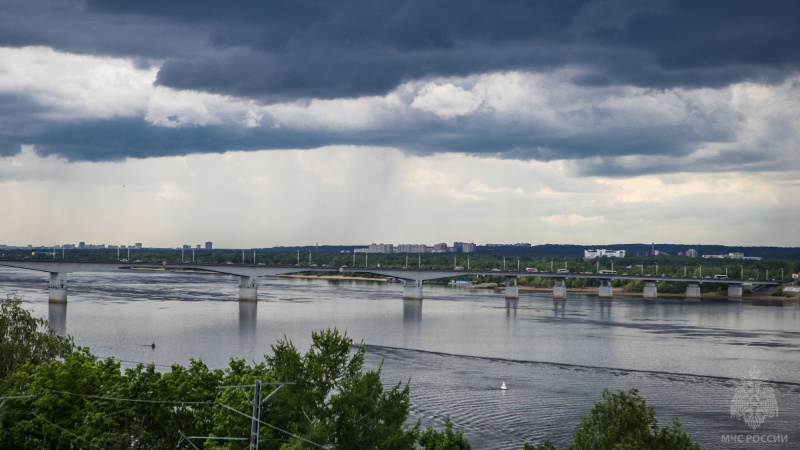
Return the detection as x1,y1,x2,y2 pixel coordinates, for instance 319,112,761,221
505,277,519,299
727,284,743,299
49,272,68,303
239,276,258,301
598,280,613,298
686,282,701,299
643,281,658,299
553,279,567,300
403,280,423,300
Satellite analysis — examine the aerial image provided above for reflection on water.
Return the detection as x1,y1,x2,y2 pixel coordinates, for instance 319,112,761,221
552,299,565,317
505,299,517,318
238,301,257,349
403,299,422,323
48,302,67,336
598,298,612,319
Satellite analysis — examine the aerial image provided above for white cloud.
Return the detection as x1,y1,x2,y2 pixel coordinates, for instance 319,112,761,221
0,46,156,120
265,94,407,129
410,82,483,118
541,214,605,226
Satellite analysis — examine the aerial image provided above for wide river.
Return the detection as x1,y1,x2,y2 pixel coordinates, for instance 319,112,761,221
3,267,799,449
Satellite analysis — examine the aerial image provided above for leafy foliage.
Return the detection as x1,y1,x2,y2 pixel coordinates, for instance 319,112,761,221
0,326,424,449
0,292,74,382
264,328,418,449
417,417,471,449
525,389,700,450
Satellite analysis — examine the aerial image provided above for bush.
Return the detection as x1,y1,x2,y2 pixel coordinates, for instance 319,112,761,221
525,389,700,450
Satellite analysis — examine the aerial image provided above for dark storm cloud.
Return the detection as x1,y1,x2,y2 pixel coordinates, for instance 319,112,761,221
82,0,800,97
1,0,799,169
5,0,796,98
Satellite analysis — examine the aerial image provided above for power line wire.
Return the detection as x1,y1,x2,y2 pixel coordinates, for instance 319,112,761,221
217,403,326,449
2,383,327,448
0,377,211,405
32,412,104,450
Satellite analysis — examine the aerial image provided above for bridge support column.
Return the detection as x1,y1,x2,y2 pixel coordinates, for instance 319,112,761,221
49,272,68,303
598,280,613,299
403,280,423,300
239,276,258,301
686,283,701,299
727,284,743,299
553,279,567,300
643,281,658,299
505,277,519,299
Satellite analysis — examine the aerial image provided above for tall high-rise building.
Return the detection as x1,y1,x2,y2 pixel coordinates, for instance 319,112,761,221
205,241,213,250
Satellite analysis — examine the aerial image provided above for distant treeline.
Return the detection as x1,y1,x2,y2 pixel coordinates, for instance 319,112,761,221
476,244,800,260
4,243,799,261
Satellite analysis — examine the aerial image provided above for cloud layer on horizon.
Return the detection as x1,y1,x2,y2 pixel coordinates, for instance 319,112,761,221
2,146,797,247
0,0,798,177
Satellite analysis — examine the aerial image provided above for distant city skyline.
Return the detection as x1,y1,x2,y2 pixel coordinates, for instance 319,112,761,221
1,3,798,248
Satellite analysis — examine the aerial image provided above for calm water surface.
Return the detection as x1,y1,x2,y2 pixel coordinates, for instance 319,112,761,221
3,267,799,449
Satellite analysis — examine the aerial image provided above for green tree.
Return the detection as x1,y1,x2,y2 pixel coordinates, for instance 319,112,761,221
0,349,117,449
526,389,700,450
417,417,470,449
0,324,459,449
265,328,418,449
0,293,74,382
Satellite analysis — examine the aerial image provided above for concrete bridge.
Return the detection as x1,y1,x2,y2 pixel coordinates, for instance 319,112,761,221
0,259,786,303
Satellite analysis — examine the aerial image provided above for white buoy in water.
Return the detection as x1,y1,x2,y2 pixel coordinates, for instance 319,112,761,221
500,381,507,390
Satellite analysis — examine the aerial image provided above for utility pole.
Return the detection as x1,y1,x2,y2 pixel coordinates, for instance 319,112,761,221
181,381,294,449
418,253,421,268
253,250,256,264
192,248,195,262
249,380,262,450
242,250,245,264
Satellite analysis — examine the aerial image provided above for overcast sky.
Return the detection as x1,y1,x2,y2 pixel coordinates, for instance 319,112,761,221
1,0,798,248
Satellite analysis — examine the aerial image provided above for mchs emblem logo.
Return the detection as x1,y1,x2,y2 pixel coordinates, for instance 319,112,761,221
730,367,778,431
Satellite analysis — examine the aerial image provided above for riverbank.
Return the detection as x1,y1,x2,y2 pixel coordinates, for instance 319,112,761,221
277,274,386,282
276,273,798,301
